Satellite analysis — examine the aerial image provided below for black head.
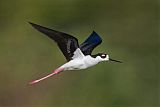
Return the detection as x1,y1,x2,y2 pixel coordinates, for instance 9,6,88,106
91,53,109,61
91,53,107,58
91,53,122,63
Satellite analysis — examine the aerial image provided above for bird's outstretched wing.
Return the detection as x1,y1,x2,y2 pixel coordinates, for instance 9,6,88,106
29,22,79,61
80,31,102,55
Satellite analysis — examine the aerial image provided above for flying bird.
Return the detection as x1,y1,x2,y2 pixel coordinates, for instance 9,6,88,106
29,22,122,85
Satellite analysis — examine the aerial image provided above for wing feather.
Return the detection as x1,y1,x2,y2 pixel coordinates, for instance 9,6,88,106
80,31,102,55
29,22,79,61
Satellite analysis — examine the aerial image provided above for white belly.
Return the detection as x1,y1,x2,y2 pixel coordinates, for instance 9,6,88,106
60,56,99,71
62,60,86,70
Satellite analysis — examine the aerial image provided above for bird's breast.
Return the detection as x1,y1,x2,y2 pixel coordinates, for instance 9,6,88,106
61,56,98,71
62,59,86,70
83,56,99,68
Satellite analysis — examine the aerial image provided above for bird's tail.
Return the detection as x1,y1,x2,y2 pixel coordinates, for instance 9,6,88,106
29,68,64,85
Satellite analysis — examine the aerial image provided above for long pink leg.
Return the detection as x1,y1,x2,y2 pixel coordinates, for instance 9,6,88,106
29,68,64,85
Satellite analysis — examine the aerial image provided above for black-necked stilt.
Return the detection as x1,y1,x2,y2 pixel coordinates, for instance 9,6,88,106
29,22,122,85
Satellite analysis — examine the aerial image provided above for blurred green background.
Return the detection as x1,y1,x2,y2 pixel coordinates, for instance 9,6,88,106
0,0,159,107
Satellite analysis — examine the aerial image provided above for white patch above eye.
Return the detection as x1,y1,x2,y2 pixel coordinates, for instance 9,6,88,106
101,54,106,57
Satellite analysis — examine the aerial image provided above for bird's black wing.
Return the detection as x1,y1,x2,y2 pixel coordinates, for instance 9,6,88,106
29,22,79,61
80,31,102,55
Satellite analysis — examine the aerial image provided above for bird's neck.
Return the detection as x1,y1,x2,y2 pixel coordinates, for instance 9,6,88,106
91,54,99,58
90,54,102,63
89,55,101,63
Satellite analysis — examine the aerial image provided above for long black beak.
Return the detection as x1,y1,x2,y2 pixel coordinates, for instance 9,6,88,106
109,58,122,63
